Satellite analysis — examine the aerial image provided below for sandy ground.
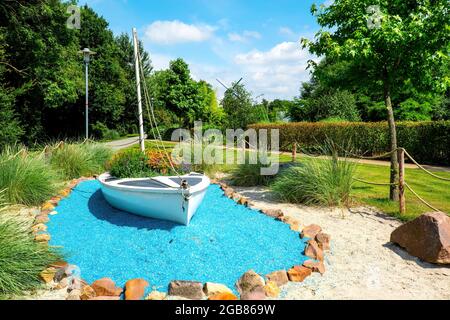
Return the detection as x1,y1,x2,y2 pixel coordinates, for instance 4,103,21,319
234,186,450,300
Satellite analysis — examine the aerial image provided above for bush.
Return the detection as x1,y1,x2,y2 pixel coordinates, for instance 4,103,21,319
91,122,121,141
249,121,450,165
49,142,112,180
107,149,180,178
271,143,357,207
230,156,277,187
0,147,58,206
0,215,62,298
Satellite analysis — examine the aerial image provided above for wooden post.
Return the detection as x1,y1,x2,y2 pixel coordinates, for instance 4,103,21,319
292,143,297,162
398,148,406,214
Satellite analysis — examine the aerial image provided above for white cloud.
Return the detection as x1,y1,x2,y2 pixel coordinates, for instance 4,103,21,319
279,27,295,37
228,30,262,43
234,41,316,99
144,20,215,45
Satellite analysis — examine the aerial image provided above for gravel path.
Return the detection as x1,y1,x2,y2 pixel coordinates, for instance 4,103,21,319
234,186,450,300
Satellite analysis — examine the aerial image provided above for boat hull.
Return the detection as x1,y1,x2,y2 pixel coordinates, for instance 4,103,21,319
98,173,210,225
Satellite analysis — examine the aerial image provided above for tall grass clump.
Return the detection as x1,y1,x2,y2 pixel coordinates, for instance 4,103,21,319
50,142,112,179
271,142,357,207
230,155,276,187
0,214,63,298
0,147,58,206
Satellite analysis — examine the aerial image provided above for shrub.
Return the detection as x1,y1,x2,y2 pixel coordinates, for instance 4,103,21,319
107,149,179,178
249,121,450,165
91,122,121,141
0,147,58,206
0,215,62,298
271,143,357,207
49,142,112,180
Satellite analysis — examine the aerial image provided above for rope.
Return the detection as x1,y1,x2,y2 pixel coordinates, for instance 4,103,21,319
136,48,182,178
402,149,450,182
404,182,443,213
335,144,399,160
353,178,397,186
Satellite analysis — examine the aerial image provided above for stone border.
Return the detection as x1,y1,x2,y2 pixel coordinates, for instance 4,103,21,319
32,177,331,300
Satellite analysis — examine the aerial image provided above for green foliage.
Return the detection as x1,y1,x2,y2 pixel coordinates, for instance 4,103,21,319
272,143,356,207
231,161,275,187
91,122,120,141
250,121,450,165
0,147,58,206
0,215,62,298
222,82,257,129
107,149,178,179
49,143,112,180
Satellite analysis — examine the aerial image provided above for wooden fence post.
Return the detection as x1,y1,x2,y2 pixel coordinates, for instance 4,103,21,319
292,143,297,162
398,148,406,214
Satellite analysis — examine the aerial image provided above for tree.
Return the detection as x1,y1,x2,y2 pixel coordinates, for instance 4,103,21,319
302,0,450,200
222,82,255,129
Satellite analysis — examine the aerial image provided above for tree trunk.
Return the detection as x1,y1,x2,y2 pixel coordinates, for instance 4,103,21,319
383,74,399,201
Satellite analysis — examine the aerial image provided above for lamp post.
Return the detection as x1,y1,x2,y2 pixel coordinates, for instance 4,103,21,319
78,48,96,140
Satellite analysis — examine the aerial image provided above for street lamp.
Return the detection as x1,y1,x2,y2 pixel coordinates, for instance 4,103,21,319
78,48,96,140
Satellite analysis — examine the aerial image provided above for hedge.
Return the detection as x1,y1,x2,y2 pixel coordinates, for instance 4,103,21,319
248,121,450,166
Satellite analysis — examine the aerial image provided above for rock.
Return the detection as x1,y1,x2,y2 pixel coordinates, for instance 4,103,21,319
301,224,322,239
124,278,149,300
50,260,69,269
281,216,299,227
35,233,50,242
287,266,312,282
31,223,47,233
50,196,61,204
80,285,96,300
290,222,301,232
262,209,284,219
168,280,204,300
59,188,71,197
235,270,265,296
240,286,266,300
208,292,238,300
263,281,280,298
315,233,331,251
48,211,58,216
223,187,235,198
305,240,324,261
203,282,233,297
303,260,326,275
92,278,123,297
145,291,167,300
89,296,121,301
237,197,250,206
391,212,450,264
34,214,49,224
55,277,69,289
66,289,81,300
41,202,55,211
265,270,289,287
40,267,57,283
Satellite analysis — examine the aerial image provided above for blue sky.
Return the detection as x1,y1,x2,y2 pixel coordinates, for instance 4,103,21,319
80,0,324,100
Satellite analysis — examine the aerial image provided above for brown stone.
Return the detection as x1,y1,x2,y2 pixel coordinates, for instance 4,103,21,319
35,233,50,242
303,260,326,275
92,278,123,297
235,270,265,295
125,278,149,300
40,267,57,283
287,266,312,282
168,280,204,300
55,277,69,289
265,270,289,287
203,282,233,297
59,188,71,197
80,285,96,300
34,214,49,224
290,222,301,232
305,240,324,261
145,291,167,300
31,223,47,233
263,281,280,298
315,232,331,251
89,296,121,300
41,202,55,211
240,286,266,300
391,212,450,264
49,260,68,269
301,224,322,239
66,289,81,300
208,292,238,300
262,209,284,219
237,197,250,206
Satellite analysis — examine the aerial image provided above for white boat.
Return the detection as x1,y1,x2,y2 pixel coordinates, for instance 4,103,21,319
98,172,210,225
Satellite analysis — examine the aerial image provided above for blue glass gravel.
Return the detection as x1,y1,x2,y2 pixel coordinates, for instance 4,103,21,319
47,180,308,293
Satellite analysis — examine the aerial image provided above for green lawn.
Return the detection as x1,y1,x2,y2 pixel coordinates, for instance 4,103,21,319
123,141,450,221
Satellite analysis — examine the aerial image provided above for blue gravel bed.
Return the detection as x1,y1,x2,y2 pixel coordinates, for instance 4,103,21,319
47,180,308,293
